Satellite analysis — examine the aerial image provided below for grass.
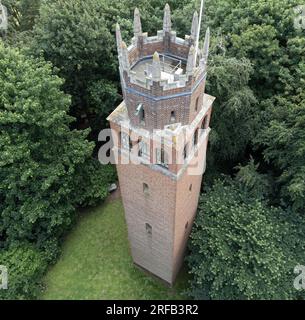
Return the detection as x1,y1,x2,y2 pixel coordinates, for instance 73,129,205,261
40,198,190,300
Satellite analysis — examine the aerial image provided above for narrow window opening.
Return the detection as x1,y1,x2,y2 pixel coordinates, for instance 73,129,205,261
183,144,188,161
185,222,189,230
170,111,176,122
193,128,199,147
135,103,145,124
195,96,200,112
202,115,209,130
143,183,149,195
156,147,169,169
189,184,192,192
140,108,145,124
146,223,152,236
118,131,122,148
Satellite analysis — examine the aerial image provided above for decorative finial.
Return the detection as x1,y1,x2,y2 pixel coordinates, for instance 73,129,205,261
201,27,210,64
116,23,123,54
191,11,199,40
152,51,161,82
187,45,196,73
121,41,130,70
134,8,142,37
163,3,171,33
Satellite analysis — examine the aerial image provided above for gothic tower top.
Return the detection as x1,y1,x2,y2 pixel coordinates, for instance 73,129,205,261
116,4,210,92
112,3,212,133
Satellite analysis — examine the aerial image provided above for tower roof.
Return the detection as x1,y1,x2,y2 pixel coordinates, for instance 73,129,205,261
116,6,211,91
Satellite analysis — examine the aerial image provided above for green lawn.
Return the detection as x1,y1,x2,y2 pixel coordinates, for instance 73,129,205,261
40,198,189,300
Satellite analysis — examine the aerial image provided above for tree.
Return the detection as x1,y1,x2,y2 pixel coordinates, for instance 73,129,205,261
0,43,113,253
30,0,119,135
187,178,304,300
206,55,257,164
201,0,301,99
256,95,305,212
2,0,41,33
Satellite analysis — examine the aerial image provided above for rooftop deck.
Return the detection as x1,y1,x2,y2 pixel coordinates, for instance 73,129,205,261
131,55,187,83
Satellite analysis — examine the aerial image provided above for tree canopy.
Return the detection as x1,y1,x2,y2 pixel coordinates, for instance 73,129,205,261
0,43,115,298
187,178,304,300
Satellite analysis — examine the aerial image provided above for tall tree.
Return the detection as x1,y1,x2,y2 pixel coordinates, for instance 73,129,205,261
187,178,304,300
0,43,112,251
30,0,119,136
256,95,305,212
2,0,41,33
206,55,257,164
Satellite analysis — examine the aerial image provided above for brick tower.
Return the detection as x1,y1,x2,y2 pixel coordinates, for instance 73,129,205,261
108,4,215,285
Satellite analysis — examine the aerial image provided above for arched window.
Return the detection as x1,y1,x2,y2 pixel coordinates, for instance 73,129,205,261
135,103,145,124
143,183,149,195
146,223,152,236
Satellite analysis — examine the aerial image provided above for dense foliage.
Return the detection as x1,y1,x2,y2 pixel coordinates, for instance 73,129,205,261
188,178,304,300
0,44,115,298
1,0,304,300
186,0,305,299
29,0,119,135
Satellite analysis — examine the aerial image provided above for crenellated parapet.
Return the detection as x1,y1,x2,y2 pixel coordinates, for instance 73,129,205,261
115,3,211,131
116,4,210,93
